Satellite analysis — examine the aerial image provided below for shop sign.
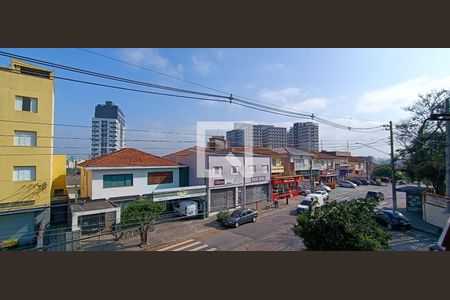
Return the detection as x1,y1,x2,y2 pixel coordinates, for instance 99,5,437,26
214,179,225,185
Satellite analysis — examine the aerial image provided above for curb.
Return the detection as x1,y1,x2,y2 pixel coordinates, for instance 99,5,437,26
410,225,442,237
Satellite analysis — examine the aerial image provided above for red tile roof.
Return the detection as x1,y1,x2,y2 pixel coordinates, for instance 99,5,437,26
78,148,179,168
311,151,339,159
347,156,365,163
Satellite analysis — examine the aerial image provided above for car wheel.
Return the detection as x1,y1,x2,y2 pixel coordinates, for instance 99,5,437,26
387,223,393,230
252,217,256,223
234,222,239,228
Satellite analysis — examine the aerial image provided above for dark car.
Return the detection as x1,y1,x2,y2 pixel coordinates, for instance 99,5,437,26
373,209,411,230
397,180,406,185
359,179,369,185
366,191,385,202
369,179,377,185
380,177,390,183
297,198,314,214
223,208,258,228
350,179,362,186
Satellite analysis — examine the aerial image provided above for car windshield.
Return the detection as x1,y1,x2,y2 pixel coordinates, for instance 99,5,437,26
300,199,312,206
393,211,405,218
231,210,243,217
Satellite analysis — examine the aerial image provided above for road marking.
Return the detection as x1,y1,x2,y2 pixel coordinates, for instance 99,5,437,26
188,244,209,251
172,241,202,251
156,239,194,251
206,247,217,251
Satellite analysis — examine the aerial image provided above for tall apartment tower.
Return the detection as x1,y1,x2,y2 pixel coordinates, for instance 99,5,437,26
227,123,287,149
226,122,253,147
288,122,319,152
91,101,126,158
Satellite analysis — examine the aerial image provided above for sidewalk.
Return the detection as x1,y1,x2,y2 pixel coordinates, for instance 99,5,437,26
397,208,442,237
82,198,299,251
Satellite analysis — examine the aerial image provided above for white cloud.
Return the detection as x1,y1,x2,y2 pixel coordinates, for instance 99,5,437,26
118,48,183,77
260,63,285,71
191,54,215,75
354,76,450,116
258,87,327,113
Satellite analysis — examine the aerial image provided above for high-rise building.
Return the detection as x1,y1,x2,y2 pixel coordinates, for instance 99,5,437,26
262,126,287,149
288,122,319,152
91,101,125,158
226,122,253,147
0,59,67,250
227,123,287,149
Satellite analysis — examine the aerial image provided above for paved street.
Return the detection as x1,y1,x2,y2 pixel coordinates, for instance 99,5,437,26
151,206,304,251
148,184,438,251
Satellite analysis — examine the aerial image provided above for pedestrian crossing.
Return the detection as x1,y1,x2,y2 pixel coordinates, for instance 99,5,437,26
156,239,217,251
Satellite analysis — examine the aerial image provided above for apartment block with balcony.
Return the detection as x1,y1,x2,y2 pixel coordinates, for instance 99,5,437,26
0,59,66,250
288,122,319,152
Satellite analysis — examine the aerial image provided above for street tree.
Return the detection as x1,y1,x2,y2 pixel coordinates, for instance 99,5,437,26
396,89,448,194
292,199,391,251
121,198,163,247
372,164,404,180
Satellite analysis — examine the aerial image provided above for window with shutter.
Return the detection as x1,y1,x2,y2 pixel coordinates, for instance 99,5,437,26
148,171,173,185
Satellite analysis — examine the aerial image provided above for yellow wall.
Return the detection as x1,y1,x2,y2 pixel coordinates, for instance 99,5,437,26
0,62,55,212
51,154,67,198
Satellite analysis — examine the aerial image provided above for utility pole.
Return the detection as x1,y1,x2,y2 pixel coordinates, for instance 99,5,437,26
74,160,78,204
310,158,314,192
429,97,450,196
346,140,349,152
446,98,450,197
389,121,397,211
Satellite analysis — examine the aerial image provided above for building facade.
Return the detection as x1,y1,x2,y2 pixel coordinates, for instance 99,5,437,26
274,147,319,179
0,59,66,250
165,147,272,214
227,123,287,149
76,148,207,234
288,122,319,152
91,101,126,158
207,136,229,152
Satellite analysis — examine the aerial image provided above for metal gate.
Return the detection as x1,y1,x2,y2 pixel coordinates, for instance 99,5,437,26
245,184,269,204
210,188,235,212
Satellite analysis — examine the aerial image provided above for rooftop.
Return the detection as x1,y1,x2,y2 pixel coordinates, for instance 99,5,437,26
273,146,315,157
78,148,180,168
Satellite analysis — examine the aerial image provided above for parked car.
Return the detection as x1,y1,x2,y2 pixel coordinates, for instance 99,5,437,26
173,200,198,216
297,195,323,214
325,182,336,189
397,180,406,185
349,179,362,186
380,177,390,183
297,198,315,214
373,209,411,230
358,179,369,185
300,189,312,196
365,191,385,202
223,208,258,228
308,191,329,201
319,184,331,192
337,181,356,188
369,179,377,185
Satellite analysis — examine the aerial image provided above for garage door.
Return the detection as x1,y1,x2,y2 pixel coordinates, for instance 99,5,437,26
245,184,269,204
210,188,235,212
0,211,37,247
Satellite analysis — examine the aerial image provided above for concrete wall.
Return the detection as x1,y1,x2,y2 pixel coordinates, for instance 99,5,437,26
89,167,181,200
51,154,67,198
424,203,450,229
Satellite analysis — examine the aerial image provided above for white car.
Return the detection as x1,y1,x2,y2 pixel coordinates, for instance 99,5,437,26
319,184,331,192
308,191,329,201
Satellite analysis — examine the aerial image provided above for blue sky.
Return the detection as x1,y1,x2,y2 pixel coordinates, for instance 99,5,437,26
2,48,450,159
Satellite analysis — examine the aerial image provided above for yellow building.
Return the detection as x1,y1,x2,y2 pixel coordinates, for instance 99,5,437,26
0,59,65,250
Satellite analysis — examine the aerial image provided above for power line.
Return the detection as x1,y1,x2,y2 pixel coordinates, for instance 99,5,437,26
78,48,388,125
0,50,386,133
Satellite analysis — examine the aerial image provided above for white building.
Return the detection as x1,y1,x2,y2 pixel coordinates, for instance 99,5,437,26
165,146,272,213
91,101,126,158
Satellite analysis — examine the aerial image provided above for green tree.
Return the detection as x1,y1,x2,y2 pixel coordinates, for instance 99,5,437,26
396,89,447,194
292,199,391,250
121,198,163,247
372,164,404,181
